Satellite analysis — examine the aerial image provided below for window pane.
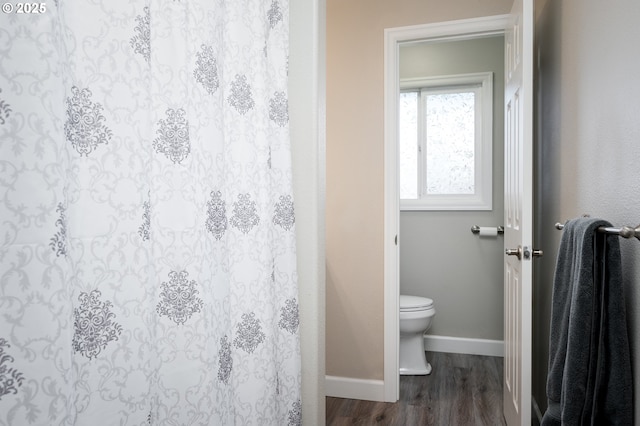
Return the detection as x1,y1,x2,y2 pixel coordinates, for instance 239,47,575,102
399,92,418,199
425,91,475,195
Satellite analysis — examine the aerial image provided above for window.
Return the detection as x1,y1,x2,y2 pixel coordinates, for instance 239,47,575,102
399,72,493,210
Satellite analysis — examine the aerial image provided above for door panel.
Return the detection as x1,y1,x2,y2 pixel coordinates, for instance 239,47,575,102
503,0,533,424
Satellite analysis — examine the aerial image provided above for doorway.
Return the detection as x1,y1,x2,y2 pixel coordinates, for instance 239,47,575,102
383,15,510,401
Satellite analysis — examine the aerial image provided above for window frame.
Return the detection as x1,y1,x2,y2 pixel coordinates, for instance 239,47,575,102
399,72,493,211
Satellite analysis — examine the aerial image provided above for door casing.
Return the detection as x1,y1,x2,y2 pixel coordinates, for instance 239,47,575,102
383,14,511,402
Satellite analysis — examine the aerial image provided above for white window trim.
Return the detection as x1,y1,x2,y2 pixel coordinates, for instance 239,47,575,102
399,72,493,211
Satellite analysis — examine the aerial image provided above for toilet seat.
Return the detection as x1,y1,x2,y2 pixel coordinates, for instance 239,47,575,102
400,295,434,312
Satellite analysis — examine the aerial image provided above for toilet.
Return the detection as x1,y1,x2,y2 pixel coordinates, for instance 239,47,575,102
399,294,436,375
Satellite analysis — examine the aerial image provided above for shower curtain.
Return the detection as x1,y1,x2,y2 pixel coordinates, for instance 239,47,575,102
0,1,300,425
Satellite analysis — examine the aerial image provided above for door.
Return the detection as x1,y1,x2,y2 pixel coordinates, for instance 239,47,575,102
503,0,534,424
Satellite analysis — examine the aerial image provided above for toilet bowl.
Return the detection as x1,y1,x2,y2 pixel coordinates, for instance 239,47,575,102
399,294,435,375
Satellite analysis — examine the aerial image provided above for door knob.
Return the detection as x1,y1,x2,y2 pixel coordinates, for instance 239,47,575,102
522,246,543,260
505,246,522,260
506,246,543,260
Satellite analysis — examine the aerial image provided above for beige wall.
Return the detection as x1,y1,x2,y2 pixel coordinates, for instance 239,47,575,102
399,36,505,340
326,0,513,380
534,0,640,419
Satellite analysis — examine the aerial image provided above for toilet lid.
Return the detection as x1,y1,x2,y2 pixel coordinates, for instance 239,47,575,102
400,295,433,311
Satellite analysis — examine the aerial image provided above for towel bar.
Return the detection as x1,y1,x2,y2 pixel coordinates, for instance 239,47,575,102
555,222,640,241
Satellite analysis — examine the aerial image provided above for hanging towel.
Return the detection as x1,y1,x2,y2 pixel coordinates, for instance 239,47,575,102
541,217,632,426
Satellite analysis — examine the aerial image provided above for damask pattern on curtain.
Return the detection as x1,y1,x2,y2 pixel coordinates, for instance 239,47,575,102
0,1,300,425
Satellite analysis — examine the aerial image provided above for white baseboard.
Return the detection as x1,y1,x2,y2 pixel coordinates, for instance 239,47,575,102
531,395,543,425
325,375,385,402
424,335,504,357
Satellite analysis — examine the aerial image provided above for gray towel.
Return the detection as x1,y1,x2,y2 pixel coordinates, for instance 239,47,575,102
541,217,632,426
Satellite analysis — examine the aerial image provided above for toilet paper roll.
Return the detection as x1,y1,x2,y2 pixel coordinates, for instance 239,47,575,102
478,226,498,237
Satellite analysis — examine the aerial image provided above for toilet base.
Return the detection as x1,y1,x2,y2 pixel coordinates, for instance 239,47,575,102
399,333,432,376
399,362,432,376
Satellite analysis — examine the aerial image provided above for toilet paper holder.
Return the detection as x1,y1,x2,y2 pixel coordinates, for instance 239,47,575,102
470,225,504,235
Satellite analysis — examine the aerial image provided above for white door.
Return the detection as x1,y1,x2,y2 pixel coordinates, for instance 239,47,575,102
503,0,535,424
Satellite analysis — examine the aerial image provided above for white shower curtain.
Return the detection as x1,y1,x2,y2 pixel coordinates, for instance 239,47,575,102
0,1,300,425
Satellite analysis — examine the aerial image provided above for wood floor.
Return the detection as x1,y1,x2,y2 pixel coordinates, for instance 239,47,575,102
326,352,505,426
